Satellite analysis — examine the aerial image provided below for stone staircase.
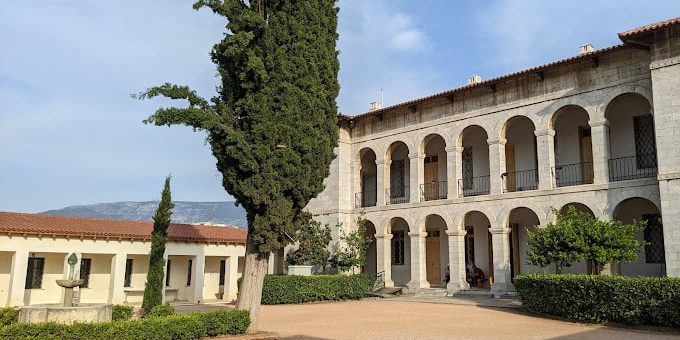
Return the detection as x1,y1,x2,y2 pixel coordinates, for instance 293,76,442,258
414,287,448,297
453,288,493,298
368,286,404,298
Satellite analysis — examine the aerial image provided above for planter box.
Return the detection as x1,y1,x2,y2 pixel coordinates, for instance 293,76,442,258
287,265,313,276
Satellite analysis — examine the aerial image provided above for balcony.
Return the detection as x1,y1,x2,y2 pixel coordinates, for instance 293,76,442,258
355,190,377,208
385,186,410,205
420,181,447,201
609,154,657,182
553,162,593,187
502,169,538,193
458,176,490,197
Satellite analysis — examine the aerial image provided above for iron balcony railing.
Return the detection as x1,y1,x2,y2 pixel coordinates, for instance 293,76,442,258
458,176,490,197
609,154,657,182
420,181,447,201
385,186,410,205
553,162,594,187
354,190,377,208
502,169,538,193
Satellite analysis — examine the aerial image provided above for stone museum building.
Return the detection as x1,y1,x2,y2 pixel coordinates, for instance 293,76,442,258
306,17,680,296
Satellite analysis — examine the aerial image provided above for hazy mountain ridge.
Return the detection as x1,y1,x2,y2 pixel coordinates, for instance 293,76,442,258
41,201,247,228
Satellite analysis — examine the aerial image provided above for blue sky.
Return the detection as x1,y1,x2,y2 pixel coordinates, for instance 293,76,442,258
1,0,678,212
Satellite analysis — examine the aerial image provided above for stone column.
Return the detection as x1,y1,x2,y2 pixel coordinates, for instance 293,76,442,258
108,253,127,304
224,256,239,301
161,253,169,303
446,230,469,294
8,249,29,306
490,228,512,298
455,146,464,198
535,129,555,190
409,153,424,203
192,252,206,303
376,159,387,206
445,146,457,199
589,119,610,185
407,231,429,290
488,139,506,194
375,234,394,287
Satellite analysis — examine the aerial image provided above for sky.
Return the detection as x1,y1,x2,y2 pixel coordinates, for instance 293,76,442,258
1,1,678,213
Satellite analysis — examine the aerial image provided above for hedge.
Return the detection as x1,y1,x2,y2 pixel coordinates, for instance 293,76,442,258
0,309,250,339
0,307,19,327
260,274,374,305
111,305,134,322
145,303,175,318
514,274,680,327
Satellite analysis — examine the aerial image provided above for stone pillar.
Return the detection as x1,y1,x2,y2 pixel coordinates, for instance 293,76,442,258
490,228,512,297
376,159,387,206
445,146,457,199
454,146,464,198
375,234,394,287
407,231,429,290
409,153,423,203
589,119,610,185
224,256,239,302
192,252,206,303
535,129,555,190
446,230,469,294
488,139,506,195
161,253,169,303
8,250,29,306
109,253,127,304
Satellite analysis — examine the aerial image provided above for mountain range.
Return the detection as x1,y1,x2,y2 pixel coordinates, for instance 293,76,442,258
41,201,247,228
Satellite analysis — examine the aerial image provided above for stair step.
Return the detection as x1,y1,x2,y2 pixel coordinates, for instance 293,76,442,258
368,286,403,298
414,288,448,297
454,289,493,297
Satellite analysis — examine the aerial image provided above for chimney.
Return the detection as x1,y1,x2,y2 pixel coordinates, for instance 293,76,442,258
369,101,382,111
467,75,482,85
579,43,595,55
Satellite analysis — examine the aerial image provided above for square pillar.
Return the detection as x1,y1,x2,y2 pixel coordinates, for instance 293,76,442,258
375,234,394,287
407,231,429,290
455,146,464,197
445,146,458,199
8,250,29,307
535,129,555,190
488,139,506,195
376,160,387,206
490,228,512,297
446,230,469,294
224,256,239,302
109,253,127,304
589,119,610,185
409,153,423,203
192,252,206,304
161,253,169,303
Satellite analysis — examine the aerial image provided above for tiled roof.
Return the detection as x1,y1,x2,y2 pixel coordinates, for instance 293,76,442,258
0,211,247,244
619,17,680,38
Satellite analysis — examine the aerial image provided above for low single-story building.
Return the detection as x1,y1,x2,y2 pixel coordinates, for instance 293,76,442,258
0,211,247,307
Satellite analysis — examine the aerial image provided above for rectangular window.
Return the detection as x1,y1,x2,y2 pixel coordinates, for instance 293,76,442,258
25,257,45,289
165,260,172,287
634,115,657,169
186,260,193,286
643,214,665,264
391,231,405,265
219,260,226,286
79,258,92,288
462,147,473,189
390,160,405,197
124,259,133,288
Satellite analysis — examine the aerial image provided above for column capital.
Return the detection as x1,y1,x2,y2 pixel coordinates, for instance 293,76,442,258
487,138,507,146
375,234,393,240
489,228,511,235
376,159,388,165
534,129,555,137
408,153,423,160
588,119,609,128
444,146,458,153
445,230,466,237
407,231,428,238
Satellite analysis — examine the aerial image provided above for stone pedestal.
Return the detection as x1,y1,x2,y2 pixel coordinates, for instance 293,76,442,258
287,265,313,276
19,304,112,324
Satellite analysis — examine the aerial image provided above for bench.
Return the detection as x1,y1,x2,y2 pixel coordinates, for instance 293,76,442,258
123,288,180,304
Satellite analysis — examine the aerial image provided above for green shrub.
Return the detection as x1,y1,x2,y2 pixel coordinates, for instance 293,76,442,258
145,303,175,318
260,274,374,305
0,307,19,328
0,309,249,340
515,274,680,327
111,305,134,322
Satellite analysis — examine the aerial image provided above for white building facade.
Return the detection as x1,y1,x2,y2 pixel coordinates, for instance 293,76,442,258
0,212,246,307
306,18,680,296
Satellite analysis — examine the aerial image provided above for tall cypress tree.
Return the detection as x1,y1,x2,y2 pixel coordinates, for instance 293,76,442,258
141,176,174,314
138,0,339,331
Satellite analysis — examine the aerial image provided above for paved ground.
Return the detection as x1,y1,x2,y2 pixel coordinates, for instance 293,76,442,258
175,300,679,340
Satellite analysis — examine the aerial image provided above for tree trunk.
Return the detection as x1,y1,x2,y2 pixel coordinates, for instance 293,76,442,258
236,240,270,334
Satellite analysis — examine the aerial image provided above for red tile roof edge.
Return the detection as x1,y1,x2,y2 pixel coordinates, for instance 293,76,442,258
619,17,680,38
0,211,247,245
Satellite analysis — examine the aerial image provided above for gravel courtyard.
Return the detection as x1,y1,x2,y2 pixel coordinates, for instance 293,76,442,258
254,300,679,340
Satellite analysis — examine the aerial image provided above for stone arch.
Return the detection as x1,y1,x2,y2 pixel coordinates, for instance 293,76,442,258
362,219,378,276
500,115,537,139
539,96,594,129
549,105,591,131
355,147,378,208
419,133,447,155
452,207,497,231
383,215,413,234
414,211,452,232
558,202,596,217
457,125,489,147
499,204,546,227
597,85,654,117
385,140,410,161
506,207,542,277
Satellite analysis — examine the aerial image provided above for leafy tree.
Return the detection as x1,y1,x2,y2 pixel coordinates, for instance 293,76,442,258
138,0,339,331
285,214,332,269
527,207,645,275
332,215,372,274
142,176,174,315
